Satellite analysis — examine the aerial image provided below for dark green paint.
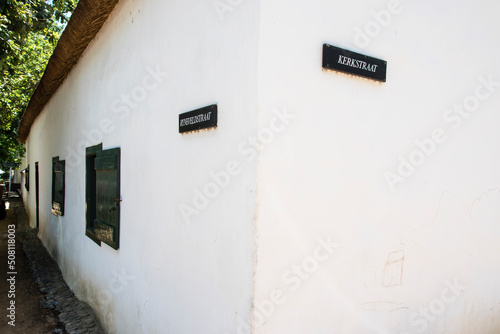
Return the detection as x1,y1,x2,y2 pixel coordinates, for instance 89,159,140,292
85,144,120,250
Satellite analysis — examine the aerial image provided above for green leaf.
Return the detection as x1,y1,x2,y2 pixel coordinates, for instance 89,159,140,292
0,0,76,162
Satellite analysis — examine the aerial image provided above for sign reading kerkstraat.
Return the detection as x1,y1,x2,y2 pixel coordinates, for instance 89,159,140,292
322,44,387,82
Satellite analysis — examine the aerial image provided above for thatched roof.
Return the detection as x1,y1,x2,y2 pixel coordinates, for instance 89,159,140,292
18,0,120,142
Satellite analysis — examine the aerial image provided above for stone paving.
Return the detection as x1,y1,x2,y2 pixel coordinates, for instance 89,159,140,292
14,199,106,334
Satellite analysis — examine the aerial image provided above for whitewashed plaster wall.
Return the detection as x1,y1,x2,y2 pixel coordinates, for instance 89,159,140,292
24,0,260,333
253,0,500,333
23,0,500,333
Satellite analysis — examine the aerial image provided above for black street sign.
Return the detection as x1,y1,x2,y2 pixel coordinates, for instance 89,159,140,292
3,162,19,168
179,104,218,133
322,44,387,82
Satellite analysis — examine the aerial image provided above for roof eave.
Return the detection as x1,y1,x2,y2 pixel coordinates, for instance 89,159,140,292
18,0,120,143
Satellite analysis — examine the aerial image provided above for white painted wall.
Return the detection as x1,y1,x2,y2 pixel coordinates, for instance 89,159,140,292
24,0,500,333
253,0,500,333
23,0,260,333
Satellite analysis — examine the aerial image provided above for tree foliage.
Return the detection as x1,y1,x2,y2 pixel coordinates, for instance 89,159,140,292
0,0,77,166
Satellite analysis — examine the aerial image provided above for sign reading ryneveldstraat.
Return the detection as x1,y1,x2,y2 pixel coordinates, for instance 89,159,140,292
179,104,218,133
322,44,387,82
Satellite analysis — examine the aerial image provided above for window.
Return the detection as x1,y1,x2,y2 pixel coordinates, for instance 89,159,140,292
51,157,65,216
86,143,121,250
24,166,29,191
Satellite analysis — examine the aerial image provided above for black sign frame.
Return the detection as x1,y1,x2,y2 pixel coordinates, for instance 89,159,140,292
179,104,218,134
322,44,387,82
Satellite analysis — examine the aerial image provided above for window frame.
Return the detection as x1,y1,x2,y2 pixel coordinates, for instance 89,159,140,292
51,157,65,216
85,143,121,250
24,166,29,191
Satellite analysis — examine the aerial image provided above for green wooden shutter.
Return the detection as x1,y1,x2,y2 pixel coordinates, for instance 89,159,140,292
94,147,120,249
86,143,102,244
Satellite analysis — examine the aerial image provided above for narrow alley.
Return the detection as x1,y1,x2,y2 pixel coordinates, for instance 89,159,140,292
0,188,104,333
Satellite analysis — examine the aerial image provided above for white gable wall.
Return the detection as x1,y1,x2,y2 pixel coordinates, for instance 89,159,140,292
254,0,500,333
24,0,260,333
